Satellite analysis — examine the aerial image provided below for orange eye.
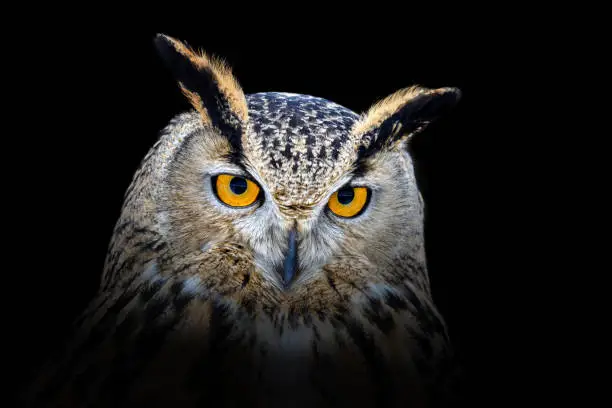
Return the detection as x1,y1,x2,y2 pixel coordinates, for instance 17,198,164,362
327,186,369,218
214,174,260,207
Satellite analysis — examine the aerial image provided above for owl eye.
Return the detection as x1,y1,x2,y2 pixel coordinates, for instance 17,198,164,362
327,186,369,218
213,174,261,207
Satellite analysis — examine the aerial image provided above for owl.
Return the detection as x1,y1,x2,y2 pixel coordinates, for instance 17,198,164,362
22,34,462,408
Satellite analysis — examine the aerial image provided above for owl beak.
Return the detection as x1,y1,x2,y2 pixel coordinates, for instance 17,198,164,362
281,227,299,287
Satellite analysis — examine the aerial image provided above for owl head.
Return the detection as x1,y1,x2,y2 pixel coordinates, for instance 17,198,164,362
123,34,461,314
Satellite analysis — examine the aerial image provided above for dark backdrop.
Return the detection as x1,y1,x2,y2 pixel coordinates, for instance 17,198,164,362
10,17,511,405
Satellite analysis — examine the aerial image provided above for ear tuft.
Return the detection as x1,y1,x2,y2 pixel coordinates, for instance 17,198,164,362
352,86,461,160
154,34,248,152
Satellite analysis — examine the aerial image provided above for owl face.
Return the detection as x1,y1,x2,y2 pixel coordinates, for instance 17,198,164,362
161,98,424,294
149,34,461,312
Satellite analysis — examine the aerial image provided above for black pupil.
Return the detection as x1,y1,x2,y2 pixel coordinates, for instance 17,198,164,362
337,188,355,205
230,177,248,194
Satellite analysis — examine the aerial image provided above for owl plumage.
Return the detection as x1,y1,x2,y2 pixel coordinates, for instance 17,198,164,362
23,34,462,408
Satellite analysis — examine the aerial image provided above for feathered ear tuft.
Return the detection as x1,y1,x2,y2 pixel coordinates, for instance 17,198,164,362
352,86,461,160
153,33,248,153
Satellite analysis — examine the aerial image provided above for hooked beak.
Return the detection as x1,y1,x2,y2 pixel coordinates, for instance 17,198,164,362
280,227,299,287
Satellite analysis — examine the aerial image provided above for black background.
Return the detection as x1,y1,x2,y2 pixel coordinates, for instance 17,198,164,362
9,14,520,405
